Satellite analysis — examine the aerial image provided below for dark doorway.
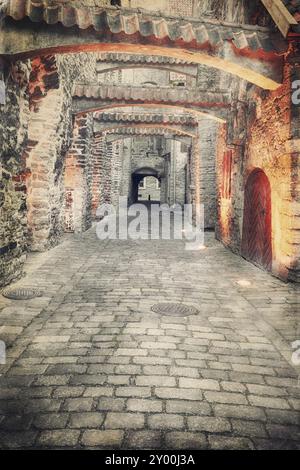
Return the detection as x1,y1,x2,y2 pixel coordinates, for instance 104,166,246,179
242,169,272,271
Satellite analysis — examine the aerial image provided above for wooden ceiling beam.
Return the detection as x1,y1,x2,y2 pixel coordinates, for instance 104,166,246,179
260,0,298,37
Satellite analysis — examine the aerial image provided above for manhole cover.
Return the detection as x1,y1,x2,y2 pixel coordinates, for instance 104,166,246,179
151,303,198,317
1,288,43,300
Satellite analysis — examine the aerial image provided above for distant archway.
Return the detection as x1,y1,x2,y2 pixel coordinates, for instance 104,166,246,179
138,176,161,202
131,167,160,204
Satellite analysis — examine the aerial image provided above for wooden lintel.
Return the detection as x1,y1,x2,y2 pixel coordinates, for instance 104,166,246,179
261,0,298,37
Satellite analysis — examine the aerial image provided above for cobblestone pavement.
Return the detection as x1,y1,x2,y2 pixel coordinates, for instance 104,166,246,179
0,227,299,449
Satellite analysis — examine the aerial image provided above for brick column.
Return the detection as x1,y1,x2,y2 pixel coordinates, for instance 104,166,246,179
190,132,201,223
64,114,93,233
91,134,105,217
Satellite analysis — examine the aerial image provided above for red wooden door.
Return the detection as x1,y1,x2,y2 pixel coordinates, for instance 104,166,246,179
242,169,272,271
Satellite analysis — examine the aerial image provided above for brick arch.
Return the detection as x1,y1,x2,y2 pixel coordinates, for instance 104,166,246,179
97,65,196,79
132,168,161,203
77,103,226,123
2,5,283,90
103,133,191,144
133,167,160,177
9,47,280,92
95,124,196,138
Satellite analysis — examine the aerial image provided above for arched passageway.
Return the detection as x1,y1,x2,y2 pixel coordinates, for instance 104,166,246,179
137,176,161,203
242,169,272,271
1,0,300,452
131,168,161,204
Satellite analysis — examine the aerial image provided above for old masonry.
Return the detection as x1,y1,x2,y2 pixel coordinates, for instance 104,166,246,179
0,0,300,451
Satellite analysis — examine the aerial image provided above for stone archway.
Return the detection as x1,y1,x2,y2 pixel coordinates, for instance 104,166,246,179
131,167,161,204
2,3,284,89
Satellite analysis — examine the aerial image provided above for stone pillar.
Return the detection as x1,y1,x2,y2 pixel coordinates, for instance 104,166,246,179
91,134,105,218
198,119,218,229
64,114,93,233
174,139,189,207
109,140,123,208
119,138,132,204
169,138,176,206
190,130,201,221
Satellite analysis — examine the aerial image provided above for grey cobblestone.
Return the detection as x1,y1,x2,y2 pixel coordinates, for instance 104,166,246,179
127,399,163,412
37,430,80,447
81,430,124,448
68,412,105,428
165,432,207,449
62,398,94,412
125,431,162,449
208,435,255,450
0,231,298,450
188,416,231,433
231,419,267,438
179,378,220,390
166,400,211,415
204,391,248,405
104,412,145,429
97,398,126,411
248,395,291,410
148,414,184,430
33,413,69,430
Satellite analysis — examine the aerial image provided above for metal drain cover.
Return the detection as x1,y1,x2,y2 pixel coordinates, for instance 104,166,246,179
151,303,198,317
2,288,43,300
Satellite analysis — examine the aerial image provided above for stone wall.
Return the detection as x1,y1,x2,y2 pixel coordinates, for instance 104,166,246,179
198,120,218,228
24,52,97,249
0,52,98,285
92,135,113,209
216,63,300,282
91,134,124,215
122,0,268,24
91,134,106,216
0,61,30,287
64,114,94,233
89,134,190,210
